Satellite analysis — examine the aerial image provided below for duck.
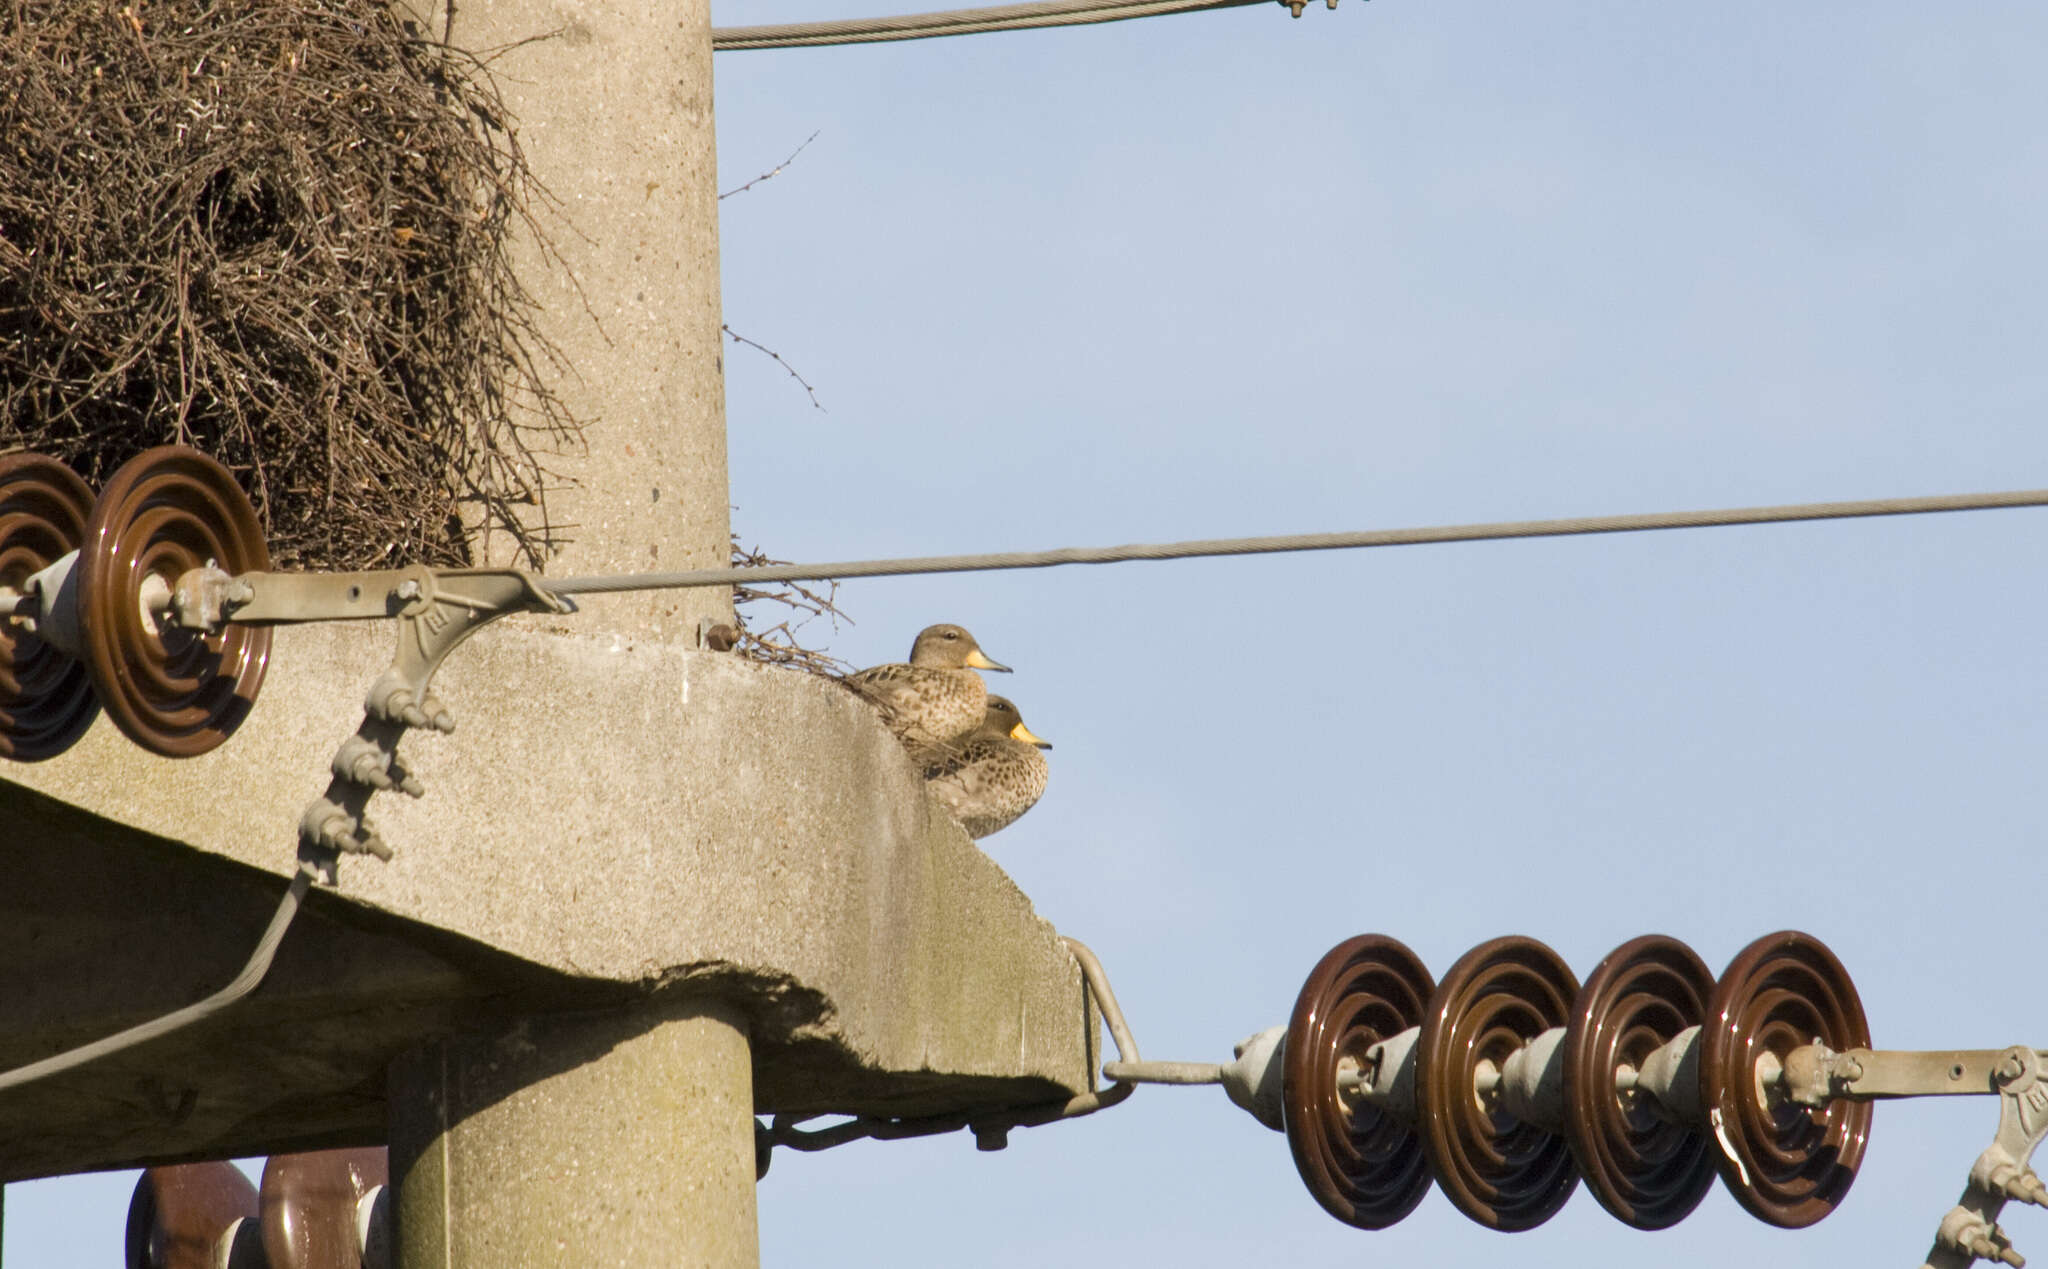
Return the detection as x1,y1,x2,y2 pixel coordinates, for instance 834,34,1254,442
922,695,1051,839
844,623,1010,760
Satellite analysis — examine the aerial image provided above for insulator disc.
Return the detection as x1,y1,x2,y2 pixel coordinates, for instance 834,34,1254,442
1416,934,1582,1231
261,1147,388,1269
1563,934,1717,1229
1283,933,1437,1229
0,453,99,760
77,446,271,757
1701,930,1871,1228
125,1161,258,1269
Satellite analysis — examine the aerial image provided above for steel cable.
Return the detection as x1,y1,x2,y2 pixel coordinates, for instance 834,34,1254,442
713,0,1267,50
0,869,312,1096
544,487,2048,596
5,489,2039,1091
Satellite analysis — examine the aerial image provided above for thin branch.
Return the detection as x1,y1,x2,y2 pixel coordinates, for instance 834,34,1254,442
723,323,824,411
719,130,820,200
730,535,853,677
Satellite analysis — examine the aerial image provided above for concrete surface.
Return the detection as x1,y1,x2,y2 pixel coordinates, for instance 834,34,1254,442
390,999,758,1268
0,620,1095,1180
391,0,734,645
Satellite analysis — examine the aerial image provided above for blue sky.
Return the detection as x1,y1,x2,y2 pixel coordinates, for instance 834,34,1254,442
11,1,2047,1263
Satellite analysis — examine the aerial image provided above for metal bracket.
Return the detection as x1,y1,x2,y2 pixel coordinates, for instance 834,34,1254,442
278,568,573,876
1776,1045,2034,1107
1923,1046,2048,1269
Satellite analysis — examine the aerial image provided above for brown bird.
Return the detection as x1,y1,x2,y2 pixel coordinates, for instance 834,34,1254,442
922,695,1051,839
845,623,1010,761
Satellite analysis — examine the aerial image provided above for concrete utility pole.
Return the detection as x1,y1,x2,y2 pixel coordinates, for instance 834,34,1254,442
387,3,754,1261
1,4,1096,1267
394,0,736,647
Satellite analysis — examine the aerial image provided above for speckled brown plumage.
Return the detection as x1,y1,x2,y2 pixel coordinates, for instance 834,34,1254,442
844,623,1010,760
923,695,1051,839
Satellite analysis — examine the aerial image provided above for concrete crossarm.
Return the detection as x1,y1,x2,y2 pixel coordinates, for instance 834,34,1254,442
0,620,1096,1181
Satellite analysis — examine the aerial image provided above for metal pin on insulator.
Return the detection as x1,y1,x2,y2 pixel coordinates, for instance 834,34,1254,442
1221,1026,1289,1132
393,767,426,799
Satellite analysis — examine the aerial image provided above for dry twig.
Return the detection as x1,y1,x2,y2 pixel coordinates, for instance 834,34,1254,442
722,324,825,412
730,535,852,677
719,130,819,200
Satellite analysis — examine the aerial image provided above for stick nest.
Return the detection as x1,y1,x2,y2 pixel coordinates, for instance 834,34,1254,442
0,0,576,569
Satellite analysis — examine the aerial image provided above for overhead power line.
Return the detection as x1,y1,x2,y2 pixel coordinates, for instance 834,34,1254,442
712,0,1269,50
544,487,2048,595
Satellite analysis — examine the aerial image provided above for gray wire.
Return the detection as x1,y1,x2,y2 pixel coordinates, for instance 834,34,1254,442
713,0,1266,50
545,487,2048,596
0,869,312,1096
3,489,2034,1094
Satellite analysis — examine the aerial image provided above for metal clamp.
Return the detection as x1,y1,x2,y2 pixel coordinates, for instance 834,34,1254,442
1924,1046,2048,1269
269,568,572,874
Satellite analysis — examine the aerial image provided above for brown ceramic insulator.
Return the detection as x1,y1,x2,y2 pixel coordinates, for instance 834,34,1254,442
125,1160,260,1269
0,453,99,760
1415,935,1582,1231
1282,933,1437,1229
76,445,271,757
1562,934,1717,1229
1702,930,1871,1228
261,1146,389,1269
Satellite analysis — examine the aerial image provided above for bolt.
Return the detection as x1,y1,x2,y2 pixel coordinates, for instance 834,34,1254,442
1966,1230,2026,1268
400,704,429,728
344,749,393,789
703,623,739,652
2011,1171,2048,1210
396,771,426,799
395,579,422,601
972,1123,1010,1152
1997,1054,2027,1085
373,687,415,724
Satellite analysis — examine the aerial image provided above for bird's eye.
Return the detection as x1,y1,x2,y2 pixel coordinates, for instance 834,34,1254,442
942,631,959,640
